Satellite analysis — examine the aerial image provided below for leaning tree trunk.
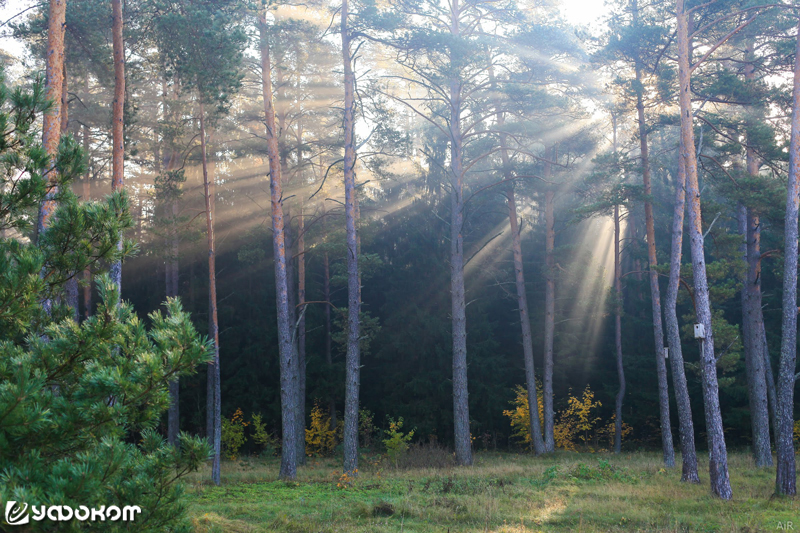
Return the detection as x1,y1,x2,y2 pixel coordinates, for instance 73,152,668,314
109,0,125,296
199,102,221,487
37,0,66,248
776,17,800,497
664,142,700,483
634,40,674,466
493,98,545,455
449,0,472,467
677,0,731,499
613,203,625,455
259,14,298,481
739,202,772,467
342,0,362,476
507,185,545,455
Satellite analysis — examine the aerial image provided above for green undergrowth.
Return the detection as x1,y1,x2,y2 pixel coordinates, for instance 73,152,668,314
186,451,800,532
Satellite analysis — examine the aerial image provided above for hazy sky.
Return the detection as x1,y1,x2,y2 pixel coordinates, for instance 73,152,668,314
560,0,608,30
0,0,608,66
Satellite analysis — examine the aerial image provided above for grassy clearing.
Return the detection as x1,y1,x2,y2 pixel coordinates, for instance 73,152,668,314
186,451,800,532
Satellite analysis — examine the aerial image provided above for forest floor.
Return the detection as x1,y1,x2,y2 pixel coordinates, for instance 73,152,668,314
186,451,799,532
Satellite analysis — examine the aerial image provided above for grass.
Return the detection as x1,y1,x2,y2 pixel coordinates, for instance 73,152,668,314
185,451,800,532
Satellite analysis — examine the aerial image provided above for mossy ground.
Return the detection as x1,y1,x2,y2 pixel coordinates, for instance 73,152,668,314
186,451,800,532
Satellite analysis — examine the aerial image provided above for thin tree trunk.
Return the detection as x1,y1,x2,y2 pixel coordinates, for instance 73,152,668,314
109,0,125,296
665,142,700,483
61,64,80,321
37,0,66,247
199,102,221,486
614,203,625,454
259,14,297,480
741,42,772,467
677,0,731,499
776,18,800,497
543,185,556,453
323,206,336,429
82,124,92,320
739,202,772,467
632,13,674,463
506,185,545,454
763,326,779,450
297,203,307,463
449,0,472,467
166,140,180,447
342,0,362,476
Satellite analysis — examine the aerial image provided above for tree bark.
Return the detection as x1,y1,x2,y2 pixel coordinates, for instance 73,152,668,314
739,202,772,467
677,0,731,499
109,0,125,296
259,14,297,480
740,42,772,467
448,0,472,467
198,102,221,486
632,16,674,464
613,203,625,455
665,142,700,483
297,200,307,463
776,18,800,497
543,182,556,453
342,0,362,476
37,0,66,244
506,185,545,455
166,138,181,447
61,65,79,322
82,122,92,320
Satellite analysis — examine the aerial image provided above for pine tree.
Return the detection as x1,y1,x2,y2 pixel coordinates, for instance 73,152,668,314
0,71,212,532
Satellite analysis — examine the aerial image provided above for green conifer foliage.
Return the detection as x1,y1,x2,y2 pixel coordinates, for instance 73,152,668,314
0,72,213,531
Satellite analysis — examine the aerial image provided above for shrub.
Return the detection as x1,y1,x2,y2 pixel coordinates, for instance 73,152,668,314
221,408,249,460
359,408,378,448
505,384,622,452
251,413,279,456
0,73,212,532
383,417,415,466
305,402,338,456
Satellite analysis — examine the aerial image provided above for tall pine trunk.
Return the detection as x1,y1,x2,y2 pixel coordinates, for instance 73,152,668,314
37,0,66,246
82,122,92,319
741,42,772,467
632,16,674,463
613,203,625,454
448,0,472,467
677,0,731,499
543,180,556,453
259,14,297,480
297,200,307,463
739,202,772,467
199,102,221,486
342,0,362,476
665,142,700,483
507,185,545,455
109,0,125,295
775,18,800,497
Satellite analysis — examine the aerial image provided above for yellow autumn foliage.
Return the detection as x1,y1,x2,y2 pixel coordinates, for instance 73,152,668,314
504,384,627,452
305,402,340,457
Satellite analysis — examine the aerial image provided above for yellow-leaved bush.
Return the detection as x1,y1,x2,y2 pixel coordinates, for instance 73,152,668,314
504,384,631,452
221,407,249,460
305,401,341,456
